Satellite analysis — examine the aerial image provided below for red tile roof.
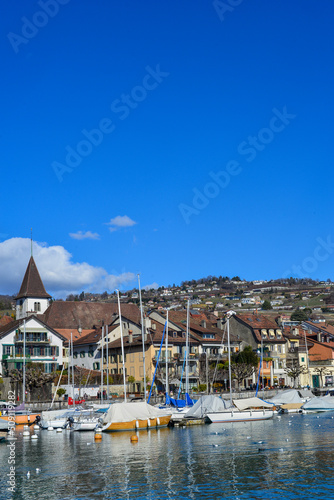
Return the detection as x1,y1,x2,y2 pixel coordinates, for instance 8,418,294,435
43,301,141,330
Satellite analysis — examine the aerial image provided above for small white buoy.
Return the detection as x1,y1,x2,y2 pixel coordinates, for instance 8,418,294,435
47,426,54,431
212,444,218,447
34,425,40,431
23,430,30,437
279,448,284,452
317,416,320,419
27,471,30,479
286,438,289,441
247,436,251,439
56,428,62,433
24,425,29,430
36,468,41,474
31,434,38,440
258,441,263,444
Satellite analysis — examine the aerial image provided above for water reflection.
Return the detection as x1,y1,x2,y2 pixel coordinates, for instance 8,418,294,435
1,414,334,499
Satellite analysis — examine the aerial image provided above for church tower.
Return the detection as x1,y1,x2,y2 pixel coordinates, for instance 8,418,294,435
15,257,51,320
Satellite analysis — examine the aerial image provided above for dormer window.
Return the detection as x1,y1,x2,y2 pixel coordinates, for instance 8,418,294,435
269,329,275,339
261,329,267,339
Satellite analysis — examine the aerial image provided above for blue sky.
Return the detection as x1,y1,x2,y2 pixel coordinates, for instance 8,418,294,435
1,0,334,297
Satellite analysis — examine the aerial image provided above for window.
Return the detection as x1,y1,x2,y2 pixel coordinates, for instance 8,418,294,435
73,353,78,359
88,351,94,358
93,362,100,370
80,351,86,358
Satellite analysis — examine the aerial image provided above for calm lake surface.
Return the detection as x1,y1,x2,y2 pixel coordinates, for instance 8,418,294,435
1,412,334,499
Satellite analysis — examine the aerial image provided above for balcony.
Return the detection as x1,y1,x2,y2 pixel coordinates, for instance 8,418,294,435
15,335,50,343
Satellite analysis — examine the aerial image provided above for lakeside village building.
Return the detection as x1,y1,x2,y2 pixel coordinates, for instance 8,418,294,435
1,257,334,399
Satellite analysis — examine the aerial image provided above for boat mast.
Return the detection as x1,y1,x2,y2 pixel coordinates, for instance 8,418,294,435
227,314,233,406
166,309,169,397
71,331,75,402
304,329,312,388
23,319,26,404
138,274,146,402
101,325,104,405
117,289,127,403
106,325,109,401
185,300,189,395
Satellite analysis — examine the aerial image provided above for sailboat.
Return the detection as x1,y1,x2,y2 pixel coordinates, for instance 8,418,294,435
163,302,196,422
205,311,274,423
96,290,171,432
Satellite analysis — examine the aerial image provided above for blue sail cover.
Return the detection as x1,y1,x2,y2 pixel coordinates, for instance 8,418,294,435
167,392,196,408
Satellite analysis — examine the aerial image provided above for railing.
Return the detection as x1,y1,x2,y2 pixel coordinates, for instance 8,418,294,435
15,336,50,343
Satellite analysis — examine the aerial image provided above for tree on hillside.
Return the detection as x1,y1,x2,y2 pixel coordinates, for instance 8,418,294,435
290,309,309,322
262,300,272,310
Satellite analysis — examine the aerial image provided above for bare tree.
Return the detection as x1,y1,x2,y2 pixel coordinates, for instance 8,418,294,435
284,360,308,388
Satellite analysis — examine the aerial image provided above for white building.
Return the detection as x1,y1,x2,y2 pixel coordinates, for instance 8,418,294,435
0,256,66,375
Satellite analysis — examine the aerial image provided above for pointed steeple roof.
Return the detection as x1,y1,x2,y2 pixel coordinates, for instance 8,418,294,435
15,256,51,300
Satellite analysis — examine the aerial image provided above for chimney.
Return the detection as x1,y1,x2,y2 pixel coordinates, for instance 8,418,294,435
129,330,133,343
317,332,322,342
217,319,223,330
201,320,207,328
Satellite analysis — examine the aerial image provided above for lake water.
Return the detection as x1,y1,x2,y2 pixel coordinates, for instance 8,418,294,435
1,412,334,499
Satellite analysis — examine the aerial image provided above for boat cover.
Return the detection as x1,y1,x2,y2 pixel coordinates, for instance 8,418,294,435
185,395,232,419
233,397,274,411
268,389,303,405
101,402,169,425
0,418,9,430
302,397,334,410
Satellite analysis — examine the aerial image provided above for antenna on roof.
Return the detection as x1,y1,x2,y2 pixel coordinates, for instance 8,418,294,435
30,228,33,257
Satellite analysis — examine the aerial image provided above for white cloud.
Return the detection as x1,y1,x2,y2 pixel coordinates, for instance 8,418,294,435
0,238,135,298
144,282,159,291
106,215,137,233
69,231,100,240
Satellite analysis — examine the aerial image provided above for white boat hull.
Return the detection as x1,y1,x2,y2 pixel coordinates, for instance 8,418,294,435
39,419,68,429
206,409,274,423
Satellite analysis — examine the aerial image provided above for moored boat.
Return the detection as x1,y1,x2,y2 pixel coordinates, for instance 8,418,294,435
0,403,40,425
97,401,171,432
205,397,274,423
301,396,334,414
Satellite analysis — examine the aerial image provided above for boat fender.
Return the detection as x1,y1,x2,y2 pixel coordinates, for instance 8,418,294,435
135,420,139,429
156,417,160,427
147,419,151,428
